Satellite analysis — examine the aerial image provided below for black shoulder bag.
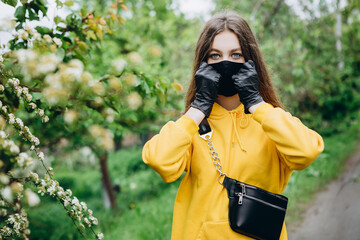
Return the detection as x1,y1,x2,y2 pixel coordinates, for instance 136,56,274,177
199,122,288,240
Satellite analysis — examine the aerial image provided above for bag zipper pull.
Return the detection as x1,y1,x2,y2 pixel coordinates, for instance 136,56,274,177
236,183,246,205
237,192,243,204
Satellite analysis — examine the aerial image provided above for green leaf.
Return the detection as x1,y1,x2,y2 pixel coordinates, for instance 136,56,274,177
55,0,63,8
64,0,73,7
15,23,22,31
37,4,47,16
54,16,63,25
87,30,97,41
35,26,51,34
28,9,40,21
34,0,48,15
1,0,17,7
80,7,87,17
14,6,26,22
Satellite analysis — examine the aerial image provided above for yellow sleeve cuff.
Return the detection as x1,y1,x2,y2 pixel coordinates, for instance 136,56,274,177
252,103,274,124
176,115,199,139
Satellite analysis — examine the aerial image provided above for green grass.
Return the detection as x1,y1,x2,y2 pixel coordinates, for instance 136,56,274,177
27,146,181,240
283,116,360,229
27,117,360,239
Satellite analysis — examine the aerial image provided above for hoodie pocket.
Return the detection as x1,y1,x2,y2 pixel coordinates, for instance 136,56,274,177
196,220,253,240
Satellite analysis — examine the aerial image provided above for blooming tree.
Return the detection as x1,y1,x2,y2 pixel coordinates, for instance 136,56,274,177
0,0,180,238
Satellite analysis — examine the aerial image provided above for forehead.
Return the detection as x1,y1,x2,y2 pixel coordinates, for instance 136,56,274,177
211,30,241,51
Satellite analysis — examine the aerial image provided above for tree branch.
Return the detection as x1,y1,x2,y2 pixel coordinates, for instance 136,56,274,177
263,0,284,29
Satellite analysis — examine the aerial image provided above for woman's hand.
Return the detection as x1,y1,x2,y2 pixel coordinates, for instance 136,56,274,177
232,60,264,114
190,62,221,117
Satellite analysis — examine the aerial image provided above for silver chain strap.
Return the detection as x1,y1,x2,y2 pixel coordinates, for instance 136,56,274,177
199,130,227,185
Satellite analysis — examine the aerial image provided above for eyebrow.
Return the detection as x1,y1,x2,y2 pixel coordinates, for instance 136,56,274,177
210,48,242,53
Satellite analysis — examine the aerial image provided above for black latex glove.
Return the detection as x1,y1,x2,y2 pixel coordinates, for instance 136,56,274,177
190,62,221,117
232,60,264,114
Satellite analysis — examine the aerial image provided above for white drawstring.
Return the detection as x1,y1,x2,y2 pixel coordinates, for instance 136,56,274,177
230,111,247,152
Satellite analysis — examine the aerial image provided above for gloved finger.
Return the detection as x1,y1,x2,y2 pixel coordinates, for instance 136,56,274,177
247,59,255,67
198,61,208,69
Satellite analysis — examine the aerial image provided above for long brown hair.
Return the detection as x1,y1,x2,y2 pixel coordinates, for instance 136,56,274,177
185,11,283,111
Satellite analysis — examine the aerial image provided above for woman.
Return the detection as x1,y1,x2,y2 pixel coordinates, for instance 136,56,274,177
142,11,324,240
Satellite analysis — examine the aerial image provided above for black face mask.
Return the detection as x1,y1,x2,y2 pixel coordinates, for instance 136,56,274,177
210,61,244,97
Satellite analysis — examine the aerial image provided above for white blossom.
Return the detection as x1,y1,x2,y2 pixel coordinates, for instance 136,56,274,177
130,182,137,189
9,142,20,154
89,215,98,225
0,208,7,216
37,186,46,196
24,25,32,33
15,86,22,97
10,182,23,193
29,172,39,184
16,49,37,64
33,32,41,40
0,186,13,203
5,212,29,235
57,190,65,198
71,196,80,205
25,94,32,102
68,59,84,70
63,198,70,207
0,174,9,184
128,51,142,64
29,103,36,109
53,37,62,47
47,181,57,196
22,87,29,95
43,34,52,43
0,14,15,32
25,189,40,207
126,92,143,110
66,189,72,196
112,58,127,72
64,109,77,124
63,59,84,81
18,29,29,40
0,226,12,236
36,54,62,76
16,152,33,168
38,109,44,117
42,116,49,123
8,113,15,124
84,217,91,227
0,131,6,138
37,151,44,160
97,232,104,239
0,84,4,92
15,118,24,128
30,136,40,145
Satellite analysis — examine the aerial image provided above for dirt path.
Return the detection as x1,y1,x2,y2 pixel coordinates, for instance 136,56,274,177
288,143,360,240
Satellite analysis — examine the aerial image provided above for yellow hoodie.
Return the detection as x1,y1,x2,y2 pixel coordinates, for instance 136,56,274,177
142,102,324,240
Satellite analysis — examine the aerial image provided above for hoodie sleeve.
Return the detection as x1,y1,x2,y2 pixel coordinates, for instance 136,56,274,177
142,115,199,183
252,103,324,170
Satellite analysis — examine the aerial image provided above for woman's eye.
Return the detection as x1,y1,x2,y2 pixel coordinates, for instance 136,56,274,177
209,53,220,59
232,53,243,58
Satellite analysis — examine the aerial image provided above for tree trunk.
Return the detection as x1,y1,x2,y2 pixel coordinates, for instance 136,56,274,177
99,154,118,210
263,0,284,29
336,0,344,70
